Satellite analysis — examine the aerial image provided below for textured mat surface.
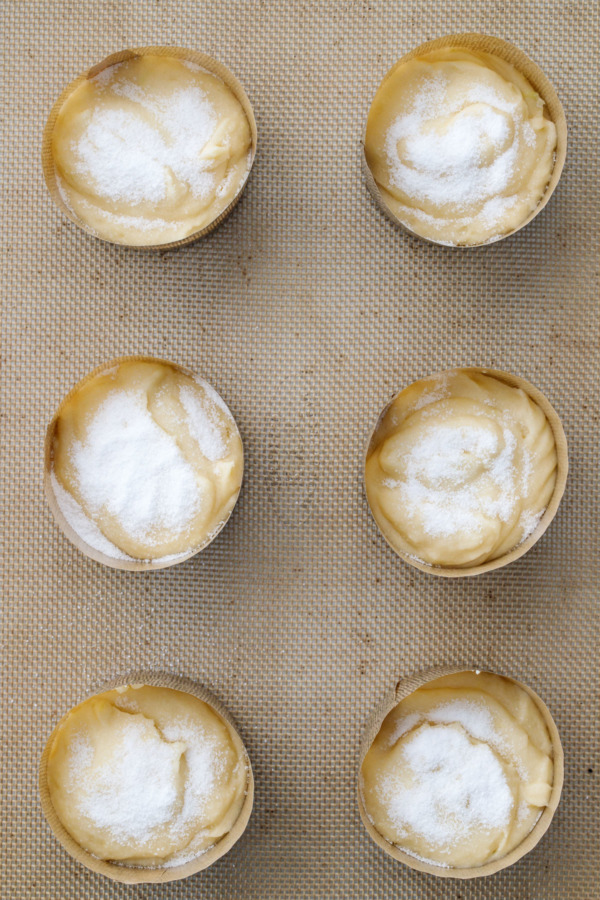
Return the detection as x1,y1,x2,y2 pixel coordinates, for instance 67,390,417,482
2,1,599,897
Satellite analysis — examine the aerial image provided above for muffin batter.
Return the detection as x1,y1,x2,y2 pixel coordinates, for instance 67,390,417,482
365,370,557,567
51,54,252,245
360,671,554,869
46,684,248,866
364,47,557,244
50,359,243,561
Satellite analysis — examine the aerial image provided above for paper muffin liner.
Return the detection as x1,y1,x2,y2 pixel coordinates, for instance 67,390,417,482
39,670,254,884
44,354,244,571
357,665,564,879
361,33,567,248
364,366,568,577
42,46,258,249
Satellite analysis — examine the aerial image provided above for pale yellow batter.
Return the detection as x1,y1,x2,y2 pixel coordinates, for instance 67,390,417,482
51,55,252,245
360,671,554,869
365,370,557,567
51,359,243,561
364,47,557,245
46,684,248,867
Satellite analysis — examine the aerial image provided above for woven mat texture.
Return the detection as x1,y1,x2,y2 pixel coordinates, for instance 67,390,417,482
2,1,599,897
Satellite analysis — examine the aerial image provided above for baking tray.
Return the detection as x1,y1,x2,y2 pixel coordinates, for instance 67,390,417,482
2,1,598,898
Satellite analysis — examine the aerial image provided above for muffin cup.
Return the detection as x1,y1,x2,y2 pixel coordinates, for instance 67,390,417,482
39,670,254,884
44,354,244,571
358,665,564,879
362,33,567,247
42,46,257,249
365,367,568,577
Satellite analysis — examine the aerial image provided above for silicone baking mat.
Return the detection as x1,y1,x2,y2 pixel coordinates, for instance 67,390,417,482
2,1,598,897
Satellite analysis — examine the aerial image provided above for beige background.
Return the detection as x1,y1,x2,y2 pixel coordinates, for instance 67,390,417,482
2,1,598,898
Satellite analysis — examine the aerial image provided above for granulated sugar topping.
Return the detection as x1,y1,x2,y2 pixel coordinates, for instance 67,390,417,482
389,699,527,778
397,421,527,539
50,471,131,560
70,390,202,542
72,718,185,842
66,713,223,848
380,723,513,848
385,72,535,218
74,77,217,205
179,385,227,462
